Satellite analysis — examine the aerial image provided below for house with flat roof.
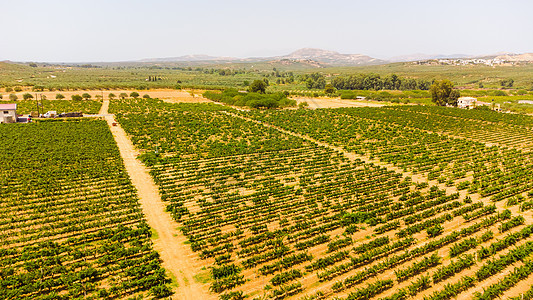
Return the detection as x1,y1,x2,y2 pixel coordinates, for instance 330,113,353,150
0,103,17,123
457,97,477,109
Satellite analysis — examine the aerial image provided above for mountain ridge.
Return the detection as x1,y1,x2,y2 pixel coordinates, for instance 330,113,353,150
76,49,533,65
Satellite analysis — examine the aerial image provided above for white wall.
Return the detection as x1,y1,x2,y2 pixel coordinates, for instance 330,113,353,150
0,109,17,123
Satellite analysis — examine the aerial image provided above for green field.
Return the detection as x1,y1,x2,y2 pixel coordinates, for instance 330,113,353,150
1,60,532,91
0,119,172,299
3,59,533,300
105,100,533,299
2,60,533,113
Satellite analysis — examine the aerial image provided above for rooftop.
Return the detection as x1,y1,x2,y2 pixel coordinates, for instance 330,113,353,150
0,103,17,110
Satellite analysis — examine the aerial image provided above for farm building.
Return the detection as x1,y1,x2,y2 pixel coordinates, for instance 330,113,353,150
518,100,533,105
0,103,17,123
457,97,477,109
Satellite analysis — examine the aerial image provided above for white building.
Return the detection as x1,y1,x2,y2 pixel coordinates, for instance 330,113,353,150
0,103,17,123
518,100,533,105
457,97,477,109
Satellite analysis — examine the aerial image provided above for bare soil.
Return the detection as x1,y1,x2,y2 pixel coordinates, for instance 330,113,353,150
101,100,214,300
292,97,386,109
7,89,211,103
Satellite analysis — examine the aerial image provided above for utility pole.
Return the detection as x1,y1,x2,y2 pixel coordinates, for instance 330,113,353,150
35,93,40,116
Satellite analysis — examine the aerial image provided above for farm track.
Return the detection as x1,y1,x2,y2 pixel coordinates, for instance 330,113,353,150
114,99,533,299
101,100,215,300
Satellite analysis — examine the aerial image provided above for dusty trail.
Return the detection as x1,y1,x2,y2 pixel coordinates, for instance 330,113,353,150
127,100,531,298
98,99,109,115
101,100,214,300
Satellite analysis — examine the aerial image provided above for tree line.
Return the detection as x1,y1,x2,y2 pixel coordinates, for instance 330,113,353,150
331,73,431,91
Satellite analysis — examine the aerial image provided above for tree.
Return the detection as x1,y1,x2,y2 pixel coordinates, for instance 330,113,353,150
249,80,267,93
298,101,309,109
108,93,116,100
430,79,460,106
41,95,47,100
119,93,128,99
14,86,22,92
82,93,91,100
23,93,34,100
9,94,18,101
130,92,139,98
0,94,2,99
500,78,514,88
324,84,336,95
71,94,82,101
55,93,65,100
5,87,13,92
143,94,150,99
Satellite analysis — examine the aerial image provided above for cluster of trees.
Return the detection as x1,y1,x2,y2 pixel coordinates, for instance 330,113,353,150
302,73,326,89
500,78,514,88
430,79,461,106
331,73,431,91
203,88,295,109
147,76,162,81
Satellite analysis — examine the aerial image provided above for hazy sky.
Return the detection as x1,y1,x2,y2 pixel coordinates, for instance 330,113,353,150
1,0,532,62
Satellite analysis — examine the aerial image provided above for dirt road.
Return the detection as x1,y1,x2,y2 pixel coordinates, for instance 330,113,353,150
7,89,211,103
292,97,386,109
101,100,213,300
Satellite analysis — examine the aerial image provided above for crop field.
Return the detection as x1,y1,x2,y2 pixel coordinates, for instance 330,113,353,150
109,99,533,300
0,99,103,115
0,119,171,299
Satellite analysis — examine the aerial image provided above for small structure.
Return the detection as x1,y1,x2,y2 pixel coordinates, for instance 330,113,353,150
356,96,366,100
0,103,17,123
42,111,57,118
518,100,533,105
457,97,477,109
59,112,83,118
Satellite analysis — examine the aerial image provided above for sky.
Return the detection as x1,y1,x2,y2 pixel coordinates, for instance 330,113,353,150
0,0,532,62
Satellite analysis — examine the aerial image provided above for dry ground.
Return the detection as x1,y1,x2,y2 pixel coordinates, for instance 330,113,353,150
102,97,532,299
5,89,211,103
292,96,386,109
101,100,214,300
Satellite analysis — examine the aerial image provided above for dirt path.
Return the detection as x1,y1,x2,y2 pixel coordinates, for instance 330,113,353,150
292,97,386,109
98,98,109,115
101,100,214,300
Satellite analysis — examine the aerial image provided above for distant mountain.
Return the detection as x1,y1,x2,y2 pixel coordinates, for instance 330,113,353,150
278,48,385,66
388,52,533,62
389,53,471,62
136,48,385,66
494,53,533,62
138,54,240,62
129,49,533,66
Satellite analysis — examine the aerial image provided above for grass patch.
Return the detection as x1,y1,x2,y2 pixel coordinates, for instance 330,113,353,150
168,272,179,288
150,228,159,240
193,271,213,284
180,271,189,286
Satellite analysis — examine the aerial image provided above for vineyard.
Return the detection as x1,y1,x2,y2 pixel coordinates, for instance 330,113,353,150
110,99,533,300
0,99,102,115
0,119,171,299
